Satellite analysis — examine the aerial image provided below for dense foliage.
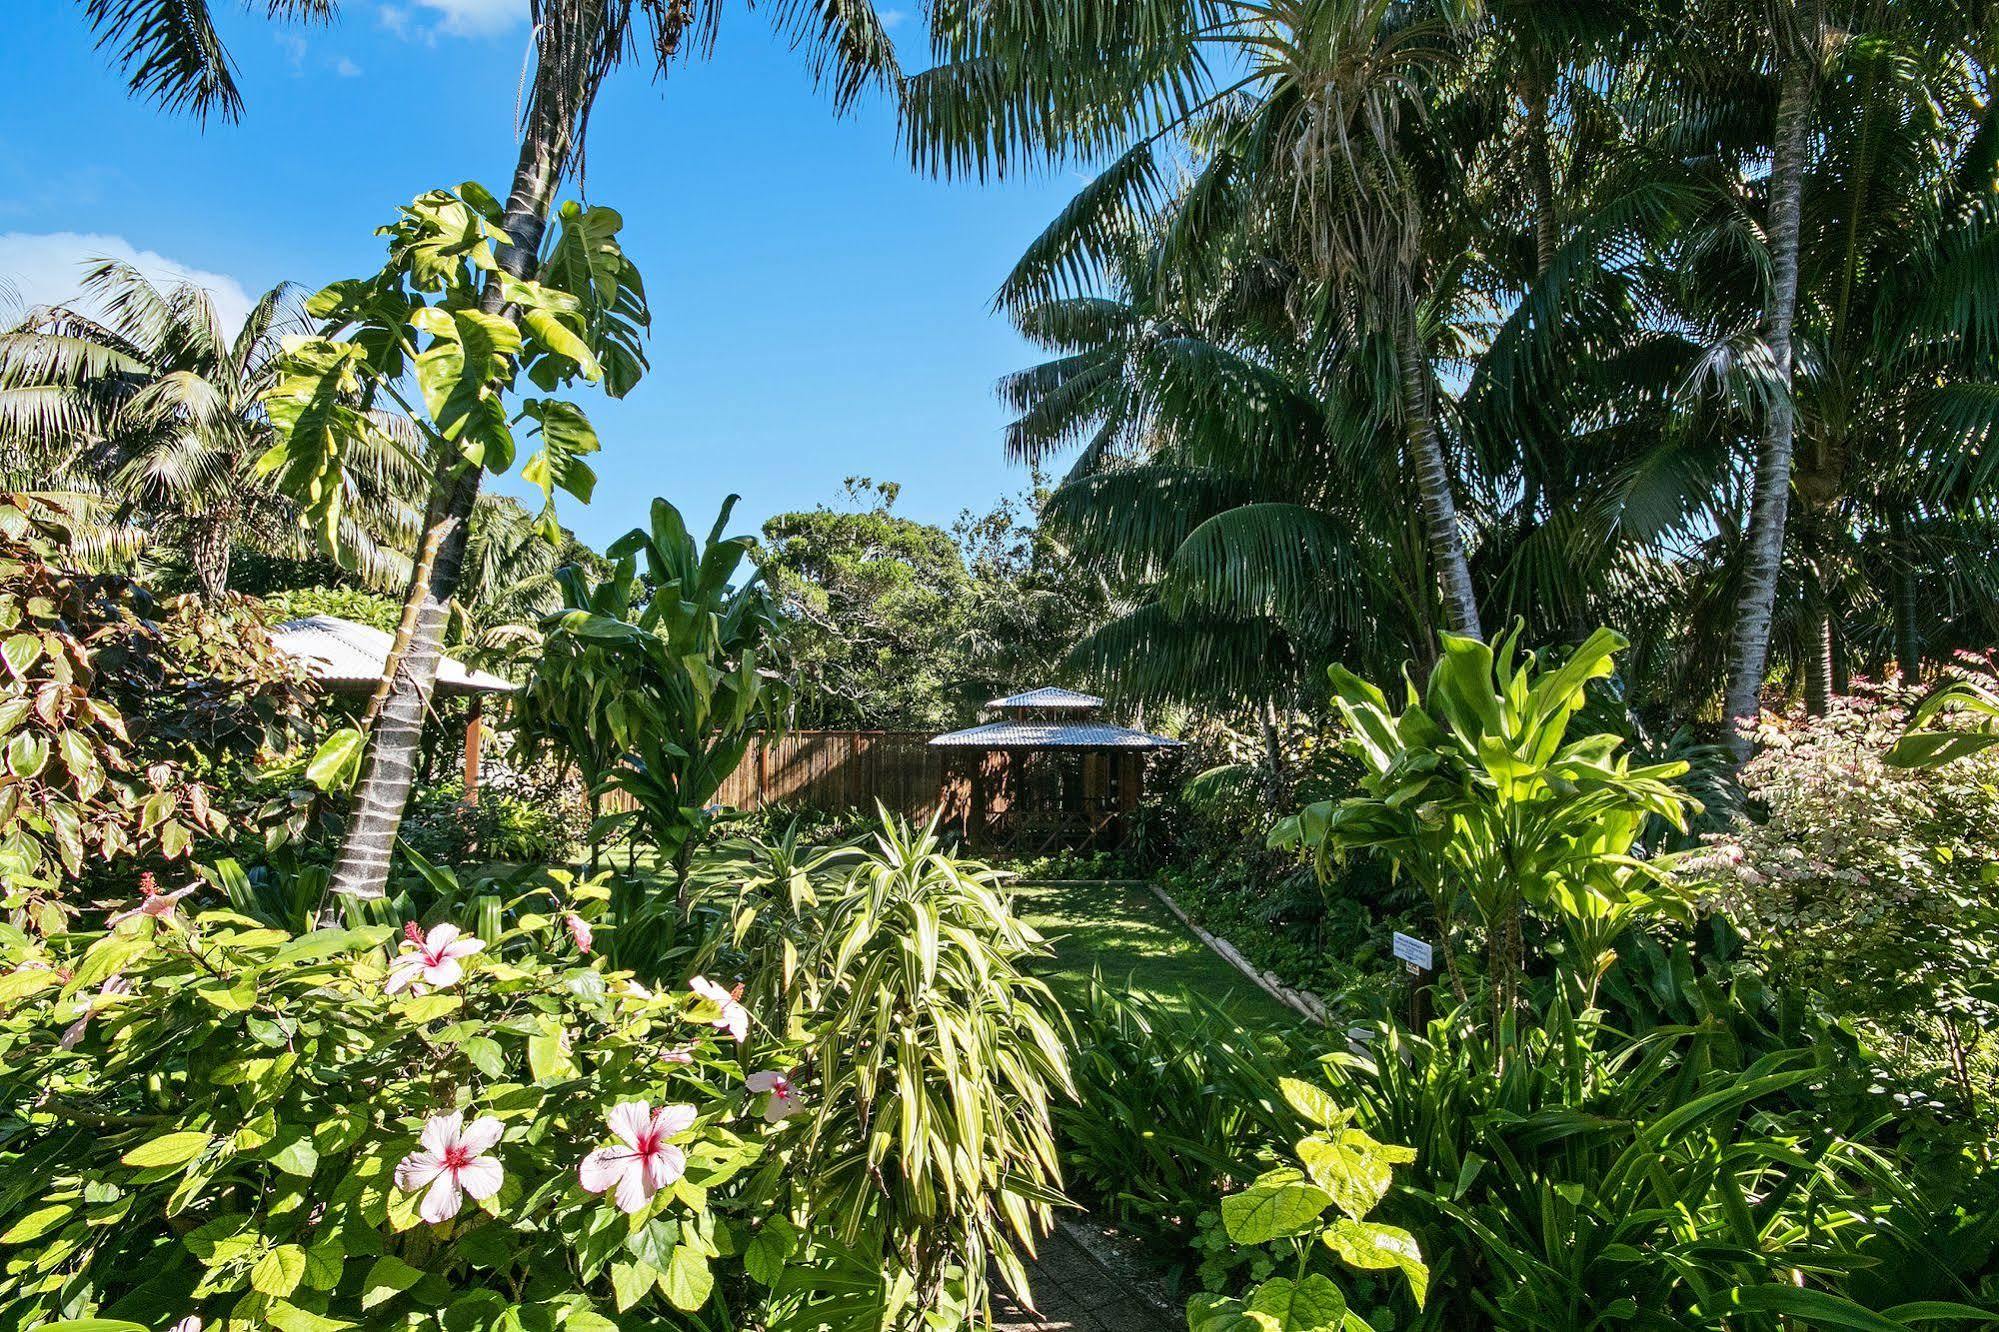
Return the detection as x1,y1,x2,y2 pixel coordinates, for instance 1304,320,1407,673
0,896,772,1330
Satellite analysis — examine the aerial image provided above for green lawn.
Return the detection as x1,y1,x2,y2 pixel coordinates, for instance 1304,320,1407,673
1008,878,1297,1024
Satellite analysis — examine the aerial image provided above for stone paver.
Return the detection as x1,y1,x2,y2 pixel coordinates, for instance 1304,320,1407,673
993,1228,1176,1332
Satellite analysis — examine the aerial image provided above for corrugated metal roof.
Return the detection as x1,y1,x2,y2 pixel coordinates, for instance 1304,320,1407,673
271,615,517,695
985,686,1104,710
929,721,1181,750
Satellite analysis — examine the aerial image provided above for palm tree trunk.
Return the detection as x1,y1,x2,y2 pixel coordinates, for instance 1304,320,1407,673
189,498,235,603
1526,68,1560,277
1260,696,1287,809
1803,596,1833,716
1395,281,1482,638
326,89,580,899
1892,513,1922,683
1723,60,1812,762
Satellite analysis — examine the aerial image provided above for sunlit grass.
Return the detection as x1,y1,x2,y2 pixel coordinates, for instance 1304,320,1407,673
1008,877,1296,1024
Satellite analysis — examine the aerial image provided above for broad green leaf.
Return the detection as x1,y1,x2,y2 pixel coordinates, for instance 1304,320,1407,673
123,1130,212,1168
1247,1275,1349,1332
1297,1126,1414,1221
1221,1169,1333,1245
659,1244,713,1312
267,1302,356,1332
609,1261,653,1313
361,1254,425,1310
306,727,365,794
252,1243,308,1297
519,398,601,538
1321,1219,1427,1309
0,1203,73,1244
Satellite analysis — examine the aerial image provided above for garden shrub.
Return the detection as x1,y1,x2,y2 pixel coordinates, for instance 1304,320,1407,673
261,587,403,634
1,494,314,923
1684,685,1999,1135
0,886,793,1331
399,773,586,868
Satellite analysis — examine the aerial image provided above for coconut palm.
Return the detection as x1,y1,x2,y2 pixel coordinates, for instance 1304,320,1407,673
80,0,338,122
910,0,1489,636
0,261,423,601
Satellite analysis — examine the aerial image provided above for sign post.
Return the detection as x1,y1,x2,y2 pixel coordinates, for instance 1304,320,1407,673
1391,931,1433,1030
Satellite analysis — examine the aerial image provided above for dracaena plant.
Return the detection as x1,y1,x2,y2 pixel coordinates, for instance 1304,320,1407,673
734,815,1072,1331
1272,625,1697,1021
1189,1077,1427,1332
520,497,792,888
0,881,808,1331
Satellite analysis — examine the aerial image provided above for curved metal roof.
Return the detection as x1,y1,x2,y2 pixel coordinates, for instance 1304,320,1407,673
984,686,1104,710
271,615,516,696
929,721,1180,750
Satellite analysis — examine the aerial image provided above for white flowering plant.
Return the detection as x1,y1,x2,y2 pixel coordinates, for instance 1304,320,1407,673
0,888,807,1332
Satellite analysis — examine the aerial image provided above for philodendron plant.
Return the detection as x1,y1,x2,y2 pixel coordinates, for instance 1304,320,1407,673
1190,1077,1427,1332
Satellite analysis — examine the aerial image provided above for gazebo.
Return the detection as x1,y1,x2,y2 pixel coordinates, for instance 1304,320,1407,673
929,687,1181,852
269,615,517,800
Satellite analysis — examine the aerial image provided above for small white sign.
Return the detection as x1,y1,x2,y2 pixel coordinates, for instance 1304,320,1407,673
1391,932,1433,971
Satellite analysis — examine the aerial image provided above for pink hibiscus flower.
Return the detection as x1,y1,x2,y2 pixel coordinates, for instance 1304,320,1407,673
107,873,196,928
688,975,748,1043
578,1101,695,1214
394,1111,505,1224
169,1318,201,1332
564,913,593,955
746,1070,805,1122
660,1043,696,1065
386,922,484,996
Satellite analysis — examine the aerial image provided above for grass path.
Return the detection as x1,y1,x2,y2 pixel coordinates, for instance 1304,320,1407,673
1008,879,1296,1024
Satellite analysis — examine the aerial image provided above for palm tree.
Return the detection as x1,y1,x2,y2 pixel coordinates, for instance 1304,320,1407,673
325,0,900,901
80,0,337,122
0,262,422,601
909,0,1488,636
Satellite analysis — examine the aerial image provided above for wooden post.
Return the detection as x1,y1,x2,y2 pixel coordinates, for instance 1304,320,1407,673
461,695,484,805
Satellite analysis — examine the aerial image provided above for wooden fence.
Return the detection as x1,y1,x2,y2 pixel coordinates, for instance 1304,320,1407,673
714,731,944,820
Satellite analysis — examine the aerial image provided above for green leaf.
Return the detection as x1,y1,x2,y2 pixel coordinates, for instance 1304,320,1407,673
361,1254,425,1310
411,306,521,468
461,1035,505,1078
1221,1169,1333,1245
1279,1077,1346,1130
2,631,45,677
660,1244,713,1312
252,1243,308,1297
306,727,366,794
518,398,601,538
1296,1127,1414,1222
268,1132,321,1179
122,1131,212,1168
1320,1219,1427,1309
1247,1275,1349,1332
267,1302,356,1332
0,1203,73,1244
609,1261,654,1313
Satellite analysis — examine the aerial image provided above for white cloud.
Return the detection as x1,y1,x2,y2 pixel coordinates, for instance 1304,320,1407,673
379,0,525,40
335,56,364,77
0,232,256,334
880,8,911,28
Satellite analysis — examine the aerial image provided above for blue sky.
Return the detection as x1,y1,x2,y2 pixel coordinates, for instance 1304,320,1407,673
2,1,1084,549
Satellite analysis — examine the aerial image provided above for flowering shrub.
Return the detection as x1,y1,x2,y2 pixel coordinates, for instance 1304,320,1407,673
0,893,792,1330
1682,684,1999,1125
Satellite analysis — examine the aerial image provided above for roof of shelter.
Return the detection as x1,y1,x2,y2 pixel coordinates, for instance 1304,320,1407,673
271,615,516,696
985,686,1105,711
929,721,1181,750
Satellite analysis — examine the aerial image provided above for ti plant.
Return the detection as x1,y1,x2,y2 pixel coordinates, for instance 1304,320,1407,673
520,496,791,885
1190,1077,1427,1332
1272,625,1697,1020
